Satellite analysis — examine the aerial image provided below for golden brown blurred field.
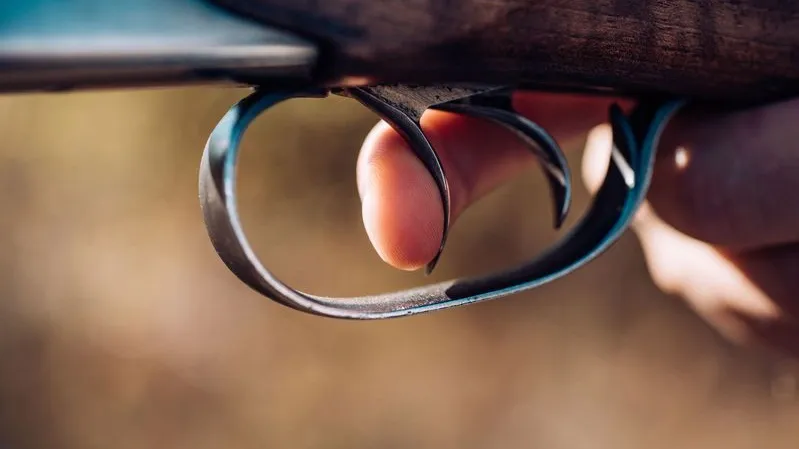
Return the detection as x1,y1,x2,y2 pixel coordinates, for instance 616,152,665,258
0,87,796,449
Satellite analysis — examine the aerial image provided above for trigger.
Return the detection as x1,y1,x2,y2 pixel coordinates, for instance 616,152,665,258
345,86,455,274
432,89,572,229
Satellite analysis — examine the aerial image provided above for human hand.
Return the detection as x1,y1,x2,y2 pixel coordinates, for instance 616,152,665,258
356,92,799,355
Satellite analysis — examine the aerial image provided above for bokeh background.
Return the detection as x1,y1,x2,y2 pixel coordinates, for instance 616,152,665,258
0,87,796,449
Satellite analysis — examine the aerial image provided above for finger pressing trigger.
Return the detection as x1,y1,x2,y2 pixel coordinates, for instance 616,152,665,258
358,121,445,270
357,110,535,270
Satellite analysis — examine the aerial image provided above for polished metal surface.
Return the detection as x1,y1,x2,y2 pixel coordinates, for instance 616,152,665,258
0,0,318,92
199,85,686,319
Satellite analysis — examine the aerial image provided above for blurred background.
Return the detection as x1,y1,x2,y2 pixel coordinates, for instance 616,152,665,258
0,87,796,449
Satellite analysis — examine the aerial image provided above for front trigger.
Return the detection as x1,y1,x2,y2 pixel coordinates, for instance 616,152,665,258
340,84,574,272
341,84,502,273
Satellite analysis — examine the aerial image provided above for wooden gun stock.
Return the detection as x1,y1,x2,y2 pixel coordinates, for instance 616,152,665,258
215,0,799,104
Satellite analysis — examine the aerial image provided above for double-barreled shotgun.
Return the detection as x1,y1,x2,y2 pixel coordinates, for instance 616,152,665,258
0,0,795,319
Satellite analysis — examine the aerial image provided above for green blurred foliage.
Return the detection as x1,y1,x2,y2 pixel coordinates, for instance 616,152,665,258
0,88,795,449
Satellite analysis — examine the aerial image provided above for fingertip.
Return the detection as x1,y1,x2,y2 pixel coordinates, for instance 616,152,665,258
581,124,613,195
358,122,444,271
357,121,392,201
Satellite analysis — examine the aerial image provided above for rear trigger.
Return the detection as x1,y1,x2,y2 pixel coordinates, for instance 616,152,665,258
432,88,572,229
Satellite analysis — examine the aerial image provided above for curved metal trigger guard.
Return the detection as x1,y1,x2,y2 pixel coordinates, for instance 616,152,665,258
199,87,686,320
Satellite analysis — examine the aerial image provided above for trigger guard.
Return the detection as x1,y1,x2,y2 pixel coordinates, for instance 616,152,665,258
199,87,686,319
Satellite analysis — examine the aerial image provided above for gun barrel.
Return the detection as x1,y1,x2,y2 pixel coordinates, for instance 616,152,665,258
0,0,318,93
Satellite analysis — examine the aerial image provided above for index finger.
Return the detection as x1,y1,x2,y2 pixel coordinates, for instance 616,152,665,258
357,91,625,270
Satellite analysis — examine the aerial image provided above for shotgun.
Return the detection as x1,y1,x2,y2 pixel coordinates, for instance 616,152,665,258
1,0,796,319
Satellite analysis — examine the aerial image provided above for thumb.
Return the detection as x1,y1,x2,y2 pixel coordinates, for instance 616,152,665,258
581,124,780,345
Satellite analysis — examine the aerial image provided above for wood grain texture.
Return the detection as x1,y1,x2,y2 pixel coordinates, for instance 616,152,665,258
214,0,799,103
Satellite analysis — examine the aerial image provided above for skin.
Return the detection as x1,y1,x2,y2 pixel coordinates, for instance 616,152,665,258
356,92,799,356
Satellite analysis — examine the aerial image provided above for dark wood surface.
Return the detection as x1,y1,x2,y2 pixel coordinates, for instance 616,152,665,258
214,0,799,103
